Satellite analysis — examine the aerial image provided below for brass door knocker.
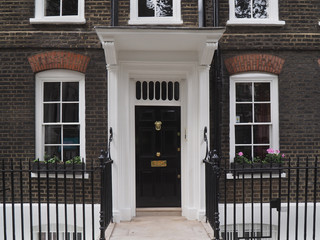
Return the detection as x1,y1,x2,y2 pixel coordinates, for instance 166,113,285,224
154,121,162,131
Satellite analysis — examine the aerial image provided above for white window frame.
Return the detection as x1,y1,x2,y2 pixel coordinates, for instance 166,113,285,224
227,0,285,26
129,0,182,25
229,72,279,163
30,0,85,24
35,69,86,162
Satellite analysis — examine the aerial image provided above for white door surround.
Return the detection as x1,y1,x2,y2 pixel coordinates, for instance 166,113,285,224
95,27,224,222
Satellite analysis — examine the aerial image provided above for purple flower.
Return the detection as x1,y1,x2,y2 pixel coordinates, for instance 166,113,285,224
238,152,243,156
266,148,274,154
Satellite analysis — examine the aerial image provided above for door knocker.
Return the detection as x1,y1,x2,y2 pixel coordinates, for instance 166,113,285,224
154,121,162,131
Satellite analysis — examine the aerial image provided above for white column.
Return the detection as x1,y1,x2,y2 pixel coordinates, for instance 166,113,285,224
107,64,121,222
197,65,211,221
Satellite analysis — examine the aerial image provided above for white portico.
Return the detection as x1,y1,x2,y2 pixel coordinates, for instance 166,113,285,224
95,27,224,222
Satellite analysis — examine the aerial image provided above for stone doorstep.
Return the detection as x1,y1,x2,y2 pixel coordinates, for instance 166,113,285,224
106,215,214,240
136,207,182,216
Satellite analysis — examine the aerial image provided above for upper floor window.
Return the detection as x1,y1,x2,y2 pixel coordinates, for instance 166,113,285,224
35,70,86,162
30,0,85,24
129,0,182,25
230,73,279,162
227,0,285,25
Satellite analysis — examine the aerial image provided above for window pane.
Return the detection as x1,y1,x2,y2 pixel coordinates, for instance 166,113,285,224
156,0,173,17
62,103,79,122
174,82,179,101
161,81,167,100
63,146,80,161
254,125,269,144
62,82,79,101
62,0,78,16
46,0,60,16
236,104,252,123
138,0,155,17
45,146,61,160
136,81,141,100
253,0,268,19
63,125,80,144
254,103,270,122
254,146,269,160
254,83,270,101
155,81,160,100
235,125,251,144
235,0,251,18
149,82,154,100
235,146,252,160
142,81,148,100
45,125,61,144
44,82,60,101
168,82,173,100
236,83,252,102
44,104,60,123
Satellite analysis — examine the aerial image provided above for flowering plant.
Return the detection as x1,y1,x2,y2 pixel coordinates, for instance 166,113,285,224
234,152,251,164
263,148,284,164
234,148,284,164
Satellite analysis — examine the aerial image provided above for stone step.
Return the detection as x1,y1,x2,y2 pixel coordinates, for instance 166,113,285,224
136,207,182,216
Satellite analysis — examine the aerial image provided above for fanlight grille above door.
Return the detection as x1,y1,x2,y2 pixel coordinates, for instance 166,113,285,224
135,81,180,102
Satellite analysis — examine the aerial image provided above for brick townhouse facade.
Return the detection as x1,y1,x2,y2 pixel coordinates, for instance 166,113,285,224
0,0,320,226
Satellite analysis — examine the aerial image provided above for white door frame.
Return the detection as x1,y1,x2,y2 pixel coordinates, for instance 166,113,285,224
95,28,224,222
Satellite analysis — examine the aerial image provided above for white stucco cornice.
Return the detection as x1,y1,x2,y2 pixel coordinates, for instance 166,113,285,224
95,27,225,66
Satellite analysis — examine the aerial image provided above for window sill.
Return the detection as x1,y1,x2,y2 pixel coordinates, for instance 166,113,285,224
227,19,285,26
31,172,89,179
30,17,86,25
226,172,286,179
128,18,183,25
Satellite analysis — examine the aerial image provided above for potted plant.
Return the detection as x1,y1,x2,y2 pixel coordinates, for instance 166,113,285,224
32,155,83,172
231,149,284,173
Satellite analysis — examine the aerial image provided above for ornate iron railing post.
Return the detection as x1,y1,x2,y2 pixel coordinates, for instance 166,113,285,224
211,150,221,240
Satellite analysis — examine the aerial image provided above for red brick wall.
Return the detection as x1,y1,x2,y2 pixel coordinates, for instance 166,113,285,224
224,54,285,75
28,51,91,73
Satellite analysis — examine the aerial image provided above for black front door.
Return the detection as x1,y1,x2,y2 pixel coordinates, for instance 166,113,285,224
136,106,181,207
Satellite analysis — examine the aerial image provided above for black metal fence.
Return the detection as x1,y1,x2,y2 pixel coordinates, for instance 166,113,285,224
204,151,320,240
0,150,113,240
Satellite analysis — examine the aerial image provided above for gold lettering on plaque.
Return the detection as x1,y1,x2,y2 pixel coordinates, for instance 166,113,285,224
151,160,167,167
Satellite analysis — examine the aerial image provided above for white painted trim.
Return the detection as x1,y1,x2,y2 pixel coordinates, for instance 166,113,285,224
129,0,182,25
109,61,210,222
229,72,279,163
228,0,285,26
35,69,86,162
30,0,85,24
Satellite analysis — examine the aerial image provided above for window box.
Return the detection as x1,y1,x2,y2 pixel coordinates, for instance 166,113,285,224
230,162,282,174
31,161,84,173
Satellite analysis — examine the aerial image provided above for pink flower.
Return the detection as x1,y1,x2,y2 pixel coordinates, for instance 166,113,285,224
275,150,280,154
238,152,243,156
267,148,274,154
282,154,285,158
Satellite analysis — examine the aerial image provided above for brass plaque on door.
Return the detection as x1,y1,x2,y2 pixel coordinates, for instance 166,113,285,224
151,160,167,167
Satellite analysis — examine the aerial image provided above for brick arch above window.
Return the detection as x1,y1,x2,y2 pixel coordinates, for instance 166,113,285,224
28,51,90,73
224,54,285,75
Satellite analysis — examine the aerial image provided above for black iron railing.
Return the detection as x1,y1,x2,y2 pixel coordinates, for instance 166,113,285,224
99,127,114,240
0,140,113,240
204,128,320,240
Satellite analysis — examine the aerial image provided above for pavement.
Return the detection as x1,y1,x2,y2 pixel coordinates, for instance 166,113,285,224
107,215,213,240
